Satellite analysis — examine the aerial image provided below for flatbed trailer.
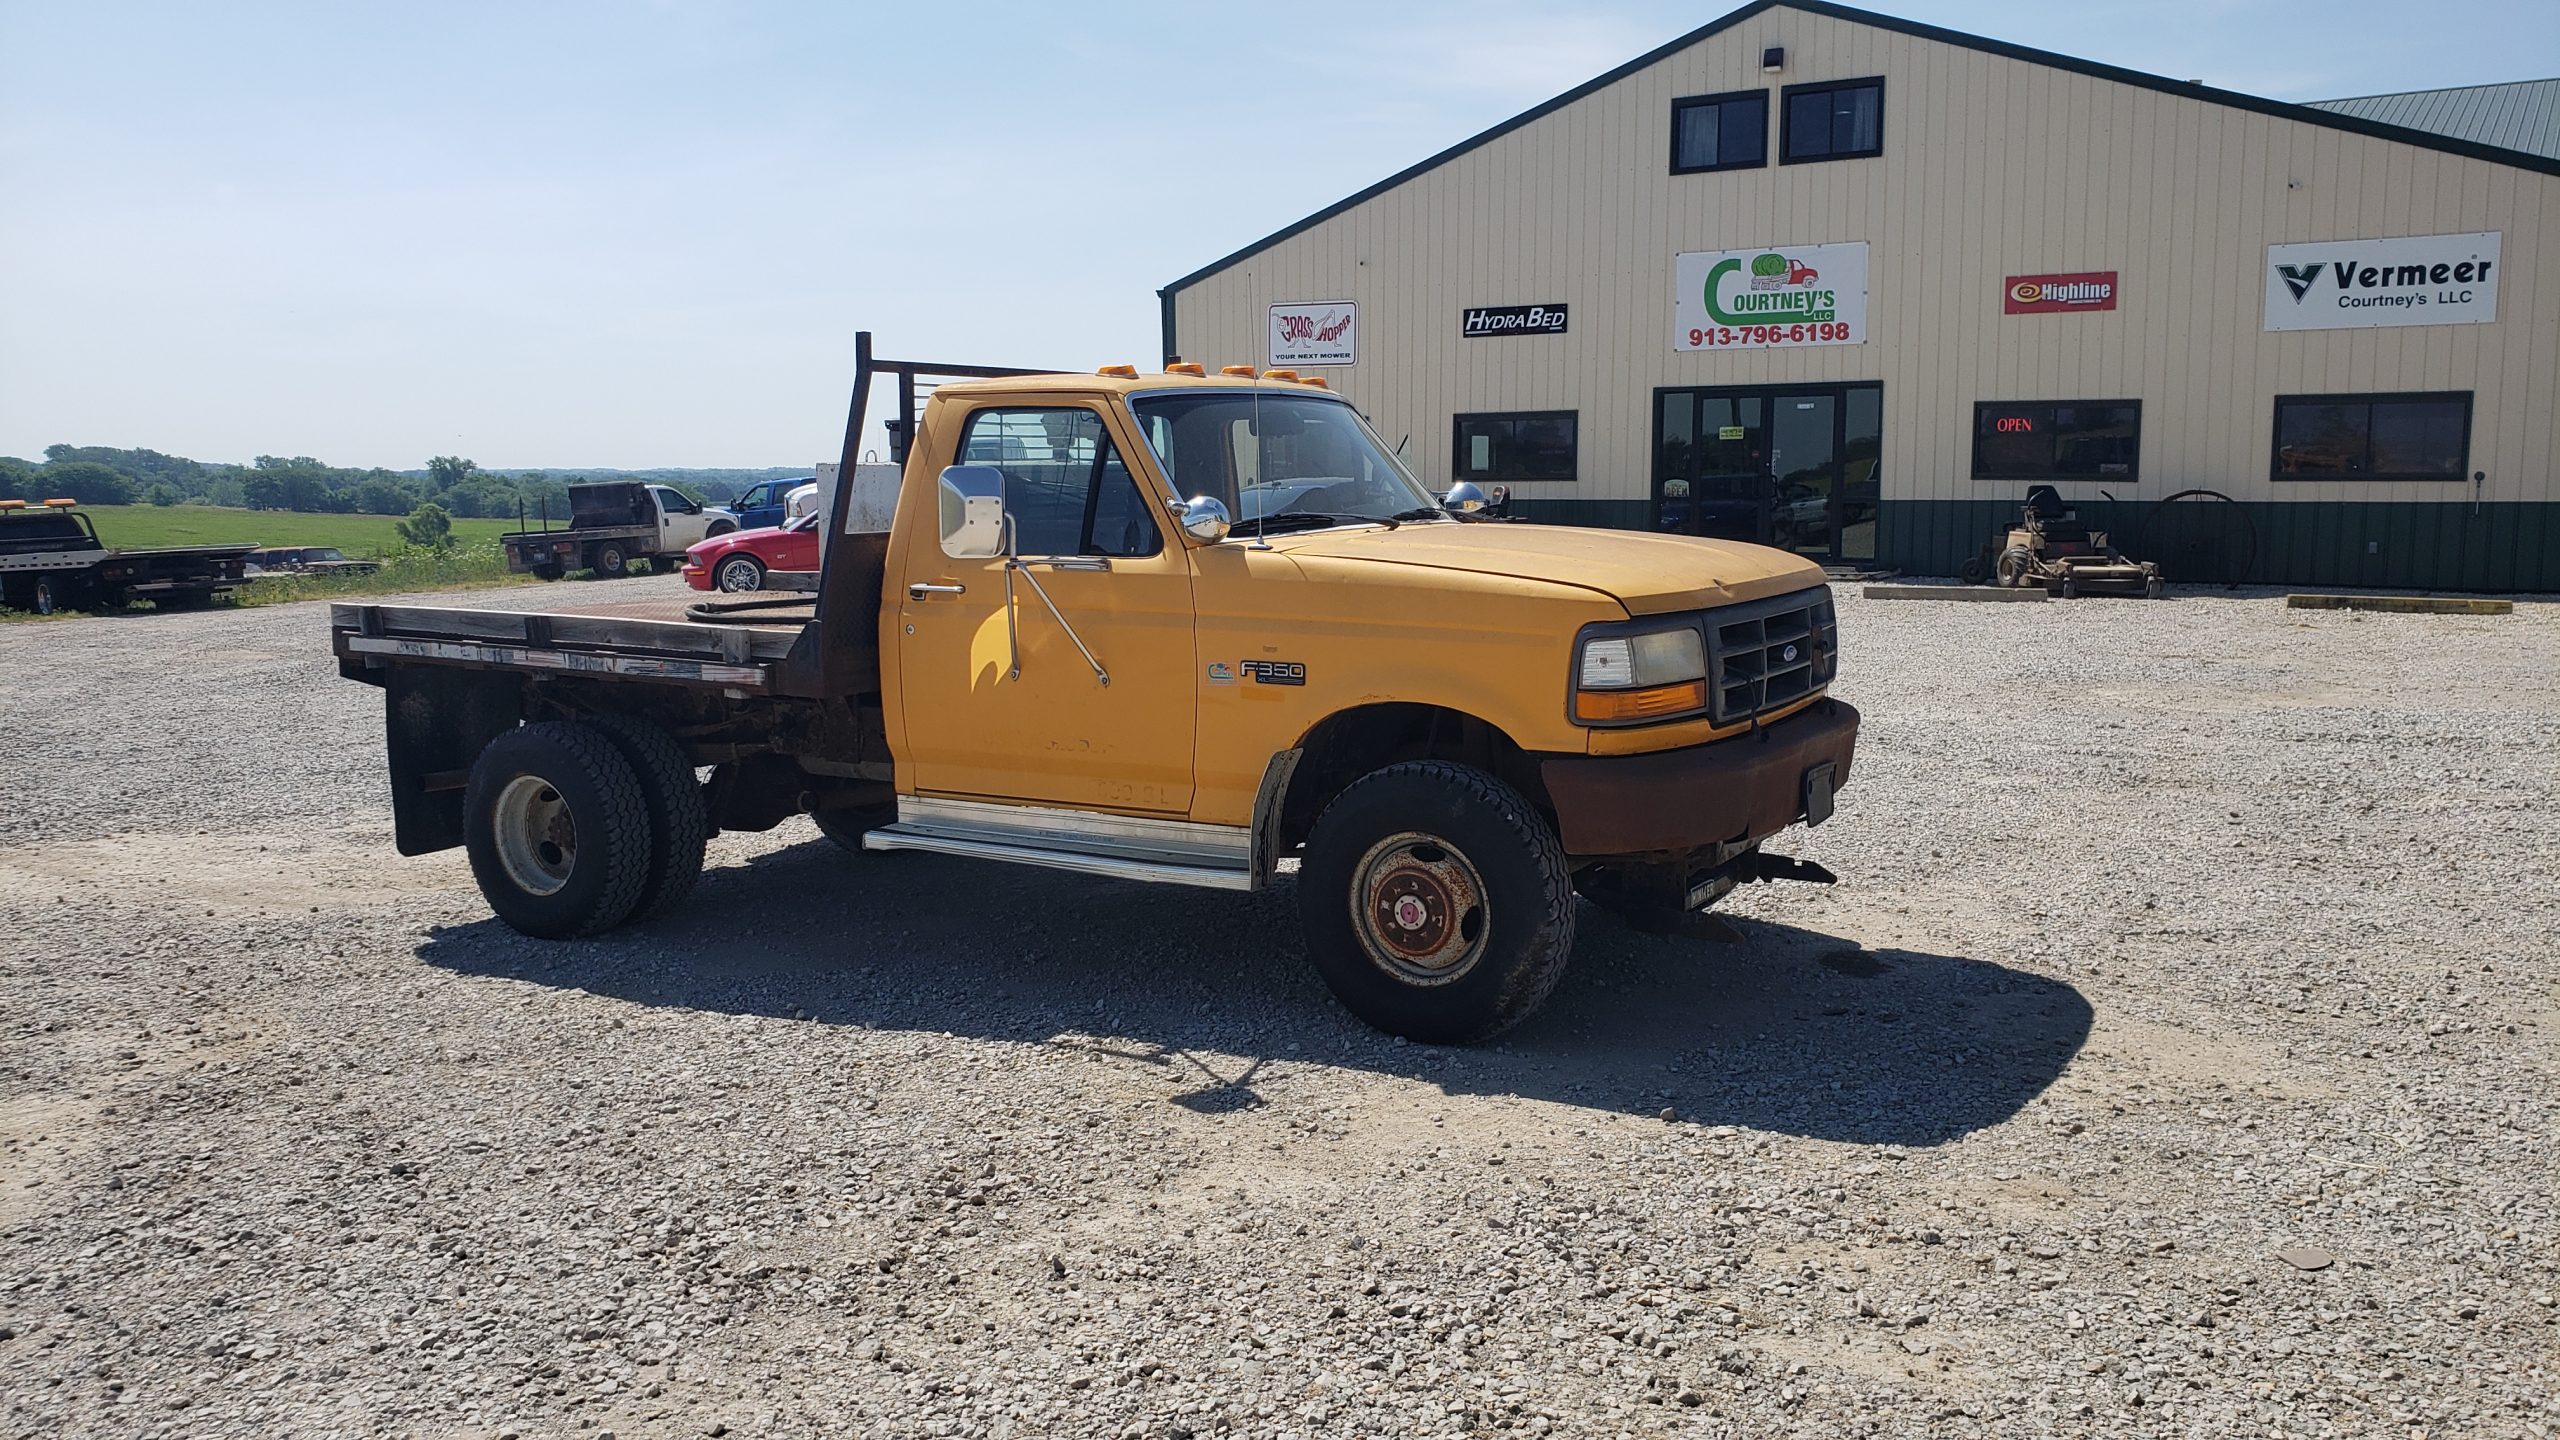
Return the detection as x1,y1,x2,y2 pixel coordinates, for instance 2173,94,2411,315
332,335,1858,1043
1,500,254,613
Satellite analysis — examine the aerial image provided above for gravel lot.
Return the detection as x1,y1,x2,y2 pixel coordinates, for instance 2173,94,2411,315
2,577,2553,1439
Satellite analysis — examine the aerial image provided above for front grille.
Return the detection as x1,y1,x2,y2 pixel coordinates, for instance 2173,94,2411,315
1706,587,1838,724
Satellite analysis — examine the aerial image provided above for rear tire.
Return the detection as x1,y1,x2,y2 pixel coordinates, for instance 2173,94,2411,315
1297,761,1575,1044
584,712,709,921
532,562,565,582
33,576,63,615
463,722,653,938
715,554,767,593
591,543,629,578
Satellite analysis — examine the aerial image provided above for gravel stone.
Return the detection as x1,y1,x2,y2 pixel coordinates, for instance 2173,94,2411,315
1,576,2554,1438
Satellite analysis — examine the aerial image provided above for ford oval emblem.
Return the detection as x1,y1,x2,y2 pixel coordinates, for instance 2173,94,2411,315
1781,643,1800,662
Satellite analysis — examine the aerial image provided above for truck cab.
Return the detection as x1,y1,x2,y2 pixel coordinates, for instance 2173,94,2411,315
334,341,1857,1043
726,477,812,533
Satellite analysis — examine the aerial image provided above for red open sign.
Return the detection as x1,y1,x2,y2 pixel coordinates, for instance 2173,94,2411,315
1995,416,2035,434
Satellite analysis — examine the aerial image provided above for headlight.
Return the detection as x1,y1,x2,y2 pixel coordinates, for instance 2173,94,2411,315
1572,622,1708,725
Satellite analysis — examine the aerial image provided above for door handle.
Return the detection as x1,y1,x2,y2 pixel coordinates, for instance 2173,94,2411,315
907,581,965,599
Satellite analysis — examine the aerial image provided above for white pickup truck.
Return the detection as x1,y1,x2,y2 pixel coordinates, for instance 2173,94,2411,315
501,481,737,580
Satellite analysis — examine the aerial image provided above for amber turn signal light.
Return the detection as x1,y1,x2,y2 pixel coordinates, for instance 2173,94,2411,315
1573,680,1708,724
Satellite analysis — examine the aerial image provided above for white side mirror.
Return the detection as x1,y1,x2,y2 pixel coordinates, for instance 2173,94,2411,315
938,465,1006,559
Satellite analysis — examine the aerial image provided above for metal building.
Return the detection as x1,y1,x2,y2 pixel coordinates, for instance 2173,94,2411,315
1159,0,2560,591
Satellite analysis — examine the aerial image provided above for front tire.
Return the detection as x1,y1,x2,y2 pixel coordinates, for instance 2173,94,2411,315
715,554,766,593
463,722,654,938
1298,761,1574,1044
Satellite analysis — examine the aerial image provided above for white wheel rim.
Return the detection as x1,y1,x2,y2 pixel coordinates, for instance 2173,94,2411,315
1350,831,1490,986
719,558,762,591
493,773,576,896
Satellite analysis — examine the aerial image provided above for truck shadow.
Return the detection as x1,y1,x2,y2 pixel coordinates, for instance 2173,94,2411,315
415,835,2092,1147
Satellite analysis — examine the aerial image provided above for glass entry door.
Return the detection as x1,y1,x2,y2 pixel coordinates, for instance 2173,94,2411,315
1654,383,1881,564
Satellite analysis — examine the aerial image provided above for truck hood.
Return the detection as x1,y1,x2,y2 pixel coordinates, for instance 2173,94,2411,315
1271,522,1824,614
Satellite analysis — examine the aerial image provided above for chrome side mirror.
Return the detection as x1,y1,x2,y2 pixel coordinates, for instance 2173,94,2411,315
937,465,1006,559
1176,495,1232,543
1442,480,1489,514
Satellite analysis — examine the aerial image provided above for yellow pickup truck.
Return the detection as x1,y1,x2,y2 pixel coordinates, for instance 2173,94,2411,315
331,337,1856,1042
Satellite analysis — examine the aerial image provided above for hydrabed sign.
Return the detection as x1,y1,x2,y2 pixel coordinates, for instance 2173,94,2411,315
1675,243,1869,350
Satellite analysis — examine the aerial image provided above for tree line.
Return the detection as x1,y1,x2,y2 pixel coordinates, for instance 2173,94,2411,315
0,445,808,520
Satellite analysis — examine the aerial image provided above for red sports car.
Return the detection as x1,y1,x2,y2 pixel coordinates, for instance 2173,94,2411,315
681,514,819,593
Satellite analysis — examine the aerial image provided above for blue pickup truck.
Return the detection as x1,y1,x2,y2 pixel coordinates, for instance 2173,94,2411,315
727,476,816,532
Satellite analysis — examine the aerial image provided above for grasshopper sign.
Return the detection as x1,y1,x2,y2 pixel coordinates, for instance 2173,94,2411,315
1268,301,1357,367
2264,232,2501,331
1675,243,1868,350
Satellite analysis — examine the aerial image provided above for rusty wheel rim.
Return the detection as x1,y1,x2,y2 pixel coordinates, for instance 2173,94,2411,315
1351,831,1489,986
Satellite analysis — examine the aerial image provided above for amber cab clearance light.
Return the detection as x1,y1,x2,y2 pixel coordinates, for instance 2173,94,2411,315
1260,369,1299,382
0,499,24,510
1219,364,1257,377
1298,376,1329,388
1165,362,1206,376
1096,364,1139,378
1573,680,1708,725
42,498,77,508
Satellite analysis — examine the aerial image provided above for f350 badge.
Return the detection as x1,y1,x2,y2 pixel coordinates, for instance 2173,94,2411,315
1212,659,1306,686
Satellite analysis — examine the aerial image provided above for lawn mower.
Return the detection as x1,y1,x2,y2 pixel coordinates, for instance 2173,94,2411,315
1961,485,2165,598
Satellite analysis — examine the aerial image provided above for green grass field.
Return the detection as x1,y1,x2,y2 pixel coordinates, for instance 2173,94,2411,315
72,504,517,556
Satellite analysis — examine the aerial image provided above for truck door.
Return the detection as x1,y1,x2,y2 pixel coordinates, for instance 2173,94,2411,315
893,401,1196,813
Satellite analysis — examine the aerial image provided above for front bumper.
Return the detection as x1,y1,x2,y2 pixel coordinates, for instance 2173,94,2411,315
1540,699,1858,856
680,562,713,591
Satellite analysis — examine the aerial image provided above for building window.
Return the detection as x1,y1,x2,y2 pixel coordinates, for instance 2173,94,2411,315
1454,411,1578,483
1670,90,1768,174
1973,401,2142,481
2272,393,2472,480
1781,77,1884,163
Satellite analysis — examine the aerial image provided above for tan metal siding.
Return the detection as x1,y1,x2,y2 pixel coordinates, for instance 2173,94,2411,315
1171,9,2560,516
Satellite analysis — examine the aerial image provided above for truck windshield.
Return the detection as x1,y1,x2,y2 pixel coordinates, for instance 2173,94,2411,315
1131,391,1440,528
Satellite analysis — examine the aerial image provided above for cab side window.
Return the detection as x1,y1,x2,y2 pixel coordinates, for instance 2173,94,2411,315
957,407,1164,558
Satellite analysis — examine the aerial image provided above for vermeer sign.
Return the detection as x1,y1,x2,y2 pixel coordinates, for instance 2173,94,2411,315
1268,301,1357,366
2264,232,2500,331
1674,243,1868,350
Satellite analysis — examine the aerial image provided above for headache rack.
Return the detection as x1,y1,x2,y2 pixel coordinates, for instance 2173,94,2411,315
782,333,1052,698
1706,587,1839,724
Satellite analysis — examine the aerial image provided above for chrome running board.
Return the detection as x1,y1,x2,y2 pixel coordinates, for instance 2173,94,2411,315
859,796,1254,892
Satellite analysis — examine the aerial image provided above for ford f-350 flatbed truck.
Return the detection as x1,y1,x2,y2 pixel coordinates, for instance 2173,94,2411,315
331,336,1857,1042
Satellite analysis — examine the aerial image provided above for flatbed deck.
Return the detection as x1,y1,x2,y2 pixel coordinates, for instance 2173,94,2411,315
330,596,814,690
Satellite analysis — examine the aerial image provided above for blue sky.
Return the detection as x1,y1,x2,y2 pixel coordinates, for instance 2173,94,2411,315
2,0,2552,470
